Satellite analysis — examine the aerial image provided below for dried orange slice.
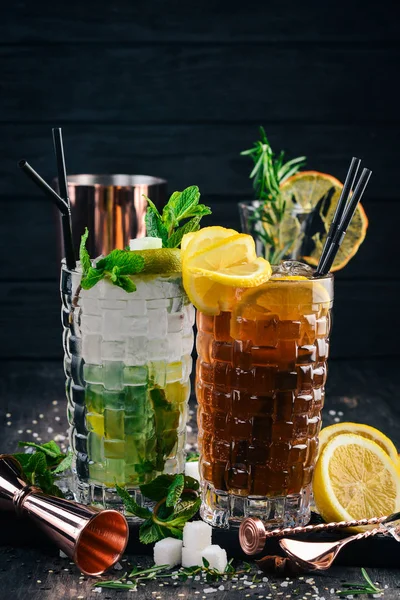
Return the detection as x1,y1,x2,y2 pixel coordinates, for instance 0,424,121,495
279,171,368,271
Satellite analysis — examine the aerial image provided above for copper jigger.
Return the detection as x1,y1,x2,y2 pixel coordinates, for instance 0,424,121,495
0,455,129,576
53,174,167,258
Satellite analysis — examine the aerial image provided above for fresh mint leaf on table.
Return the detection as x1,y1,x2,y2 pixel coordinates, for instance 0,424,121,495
79,185,210,292
337,568,383,596
12,440,72,497
116,472,200,544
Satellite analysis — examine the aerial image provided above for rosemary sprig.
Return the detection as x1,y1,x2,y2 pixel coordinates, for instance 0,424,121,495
337,568,383,597
93,559,253,591
241,127,306,262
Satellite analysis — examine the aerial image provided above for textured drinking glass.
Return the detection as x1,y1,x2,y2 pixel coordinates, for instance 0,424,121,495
239,201,314,262
61,262,195,509
196,263,333,528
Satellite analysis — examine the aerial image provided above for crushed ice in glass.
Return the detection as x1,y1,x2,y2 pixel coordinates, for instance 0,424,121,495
272,260,314,278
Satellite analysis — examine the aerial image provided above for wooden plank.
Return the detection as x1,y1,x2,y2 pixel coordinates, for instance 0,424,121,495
1,44,399,124
0,196,397,281
0,280,399,359
3,123,398,199
1,0,398,42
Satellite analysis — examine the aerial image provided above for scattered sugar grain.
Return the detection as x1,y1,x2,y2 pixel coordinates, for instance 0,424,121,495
39,414,44,418
6,422,11,426
281,581,289,587
59,550,68,558
113,562,123,570
37,580,41,584
328,410,336,416
55,416,61,421
338,411,344,416
6,413,11,418
18,429,23,434
47,427,54,433
334,417,340,422
32,433,38,438
32,420,38,424
52,400,58,405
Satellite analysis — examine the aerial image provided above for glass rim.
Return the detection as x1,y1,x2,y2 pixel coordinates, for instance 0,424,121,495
57,174,167,188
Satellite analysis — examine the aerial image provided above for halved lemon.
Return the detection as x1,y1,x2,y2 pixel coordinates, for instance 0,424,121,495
279,171,368,271
313,433,400,526
319,422,399,466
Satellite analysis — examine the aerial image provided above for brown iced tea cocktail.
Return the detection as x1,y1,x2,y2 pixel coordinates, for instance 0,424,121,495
196,262,333,528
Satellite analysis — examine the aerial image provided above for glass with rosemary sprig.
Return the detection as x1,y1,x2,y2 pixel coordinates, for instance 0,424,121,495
239,127,308,264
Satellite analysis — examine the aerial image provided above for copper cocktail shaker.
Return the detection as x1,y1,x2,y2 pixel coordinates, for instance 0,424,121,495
54,174,167,258
0,455,129,576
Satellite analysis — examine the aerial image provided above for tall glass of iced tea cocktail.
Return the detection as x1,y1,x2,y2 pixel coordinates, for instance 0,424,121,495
196,262,333,527
182,226,333,529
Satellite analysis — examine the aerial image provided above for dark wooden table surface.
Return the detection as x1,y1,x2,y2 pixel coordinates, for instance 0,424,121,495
1,359,400,599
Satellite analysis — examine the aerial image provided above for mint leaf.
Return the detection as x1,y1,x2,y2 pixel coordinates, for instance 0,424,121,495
144,198,168,245
183,475,200,492
149,387,179,471
167,216,202,249
165,498,201,526
166,473,184,508
202,557,210,568
97,250,145,275
115,484,152,519
53,451,73,474
139,519,170,544
173,186,201,221
116,275,136,293
81,266,104,289
140,474,175,502
186,452,200,462
79,227,91,276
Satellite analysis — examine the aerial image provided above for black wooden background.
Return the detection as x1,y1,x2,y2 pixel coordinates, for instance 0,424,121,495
1,1,399,361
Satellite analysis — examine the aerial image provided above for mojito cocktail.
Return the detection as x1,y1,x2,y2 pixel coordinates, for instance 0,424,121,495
61,251,194,508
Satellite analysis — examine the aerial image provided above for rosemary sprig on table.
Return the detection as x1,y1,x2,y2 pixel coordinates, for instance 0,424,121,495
241,127,306,263
337,568,383,597
93,559,253,591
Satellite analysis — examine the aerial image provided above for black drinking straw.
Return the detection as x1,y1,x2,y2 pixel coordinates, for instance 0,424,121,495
315,156,361,275
52,128,70,206
18,159,77,270
317,167,372,276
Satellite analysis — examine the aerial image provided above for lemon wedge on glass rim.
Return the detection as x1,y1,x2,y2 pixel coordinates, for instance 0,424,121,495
181,227,272,315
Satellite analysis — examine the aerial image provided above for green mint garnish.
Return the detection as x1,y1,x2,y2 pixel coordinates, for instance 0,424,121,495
12,440,73,497
116,472,200,545
79,228,145,292
144,185,211,248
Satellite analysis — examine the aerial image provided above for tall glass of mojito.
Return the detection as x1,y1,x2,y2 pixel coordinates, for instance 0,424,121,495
61,185,210,509
182,227,333,528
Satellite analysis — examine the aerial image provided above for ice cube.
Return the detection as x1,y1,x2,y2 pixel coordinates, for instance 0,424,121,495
167,312,185,333
102,310,124,341
201,545,228,572
125,336,148,366
82,333,102,364
273,260,313,278
148,309,168,338
183,521,212,550
123,316,149,337
125,299,147,317
101,340,126,361
184,460,200,482
81,297,101,316
181,547,203,568
147,338,169,361
81,315,102,335
129,237,162,250
153,537,183,567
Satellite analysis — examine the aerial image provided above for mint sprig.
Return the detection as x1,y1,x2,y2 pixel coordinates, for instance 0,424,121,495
116,473,200,544
12,440,72,497
144,185,211,248
79,228,145,291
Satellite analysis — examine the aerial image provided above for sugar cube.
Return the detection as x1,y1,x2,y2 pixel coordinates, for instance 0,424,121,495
201,545,228,572
183,520,212,550
184,460,200,482
181,547,203,568
153,537,182,567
